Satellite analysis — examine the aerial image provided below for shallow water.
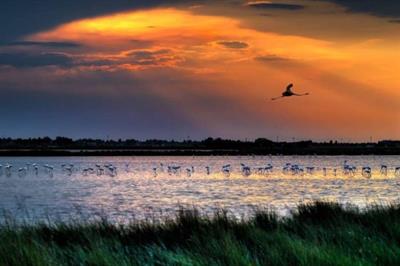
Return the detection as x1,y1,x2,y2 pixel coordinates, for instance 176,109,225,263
0,156,399,223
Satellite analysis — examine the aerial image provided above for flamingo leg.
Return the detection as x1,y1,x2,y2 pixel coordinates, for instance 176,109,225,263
293,93,309,96
271,96,284,101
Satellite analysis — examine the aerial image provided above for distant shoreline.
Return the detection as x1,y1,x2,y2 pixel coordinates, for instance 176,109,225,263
0,137,398,156
0,148,398,156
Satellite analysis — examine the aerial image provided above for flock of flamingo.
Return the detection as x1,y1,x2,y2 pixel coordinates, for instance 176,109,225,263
161,162,400,179
0,161,399,179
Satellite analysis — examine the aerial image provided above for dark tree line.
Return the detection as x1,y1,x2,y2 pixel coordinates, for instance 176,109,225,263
0,137,398,155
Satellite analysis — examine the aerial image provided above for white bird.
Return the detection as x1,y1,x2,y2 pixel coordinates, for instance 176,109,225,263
395,167,400,178
322,167,327,176
240,163,251,176
271,83,309,101
5,164,12,177
205,166,211,175
306,166,315,175
152,167,158,177
362,166,372,179
18,167,28,177
168,165,181,175
43,164,54,177
222,164,231,177
260,164,273,175
380,165,388,176
34,165,39,176
186,168,192,177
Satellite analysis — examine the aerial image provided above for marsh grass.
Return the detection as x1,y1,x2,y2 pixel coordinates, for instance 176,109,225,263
1,201,400,265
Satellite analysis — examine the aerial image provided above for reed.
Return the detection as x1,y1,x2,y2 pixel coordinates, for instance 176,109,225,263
1,201,400,265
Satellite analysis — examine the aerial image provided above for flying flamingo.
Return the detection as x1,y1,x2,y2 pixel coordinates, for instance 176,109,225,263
271,83,309,101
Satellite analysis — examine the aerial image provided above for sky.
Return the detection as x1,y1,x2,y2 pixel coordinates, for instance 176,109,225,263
0,0,399,141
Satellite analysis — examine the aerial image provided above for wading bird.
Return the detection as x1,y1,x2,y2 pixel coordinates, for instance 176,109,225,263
362,166,372,179
271,83,309,101
205,166,211,175
380,165,388,176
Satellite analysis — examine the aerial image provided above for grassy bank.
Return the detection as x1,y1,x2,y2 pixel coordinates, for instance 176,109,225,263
1,202,400,265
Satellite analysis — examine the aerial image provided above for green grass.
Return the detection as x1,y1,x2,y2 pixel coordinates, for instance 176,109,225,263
1,201,400,265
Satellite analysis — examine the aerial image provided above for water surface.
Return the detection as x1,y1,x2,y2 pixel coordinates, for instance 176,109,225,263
0,156,399,222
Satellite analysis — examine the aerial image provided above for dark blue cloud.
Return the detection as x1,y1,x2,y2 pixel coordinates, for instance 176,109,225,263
247,2,305,10
0,49,177,69
0,52,73,68
318,0,400,18
0,41,81,48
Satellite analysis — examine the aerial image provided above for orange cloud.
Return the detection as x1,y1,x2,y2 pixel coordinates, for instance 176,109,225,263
30,8,340,70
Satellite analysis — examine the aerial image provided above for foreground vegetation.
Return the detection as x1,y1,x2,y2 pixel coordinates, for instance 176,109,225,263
1,202,400,265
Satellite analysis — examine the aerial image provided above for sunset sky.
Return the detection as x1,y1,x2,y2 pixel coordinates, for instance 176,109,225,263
0,0,399,141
